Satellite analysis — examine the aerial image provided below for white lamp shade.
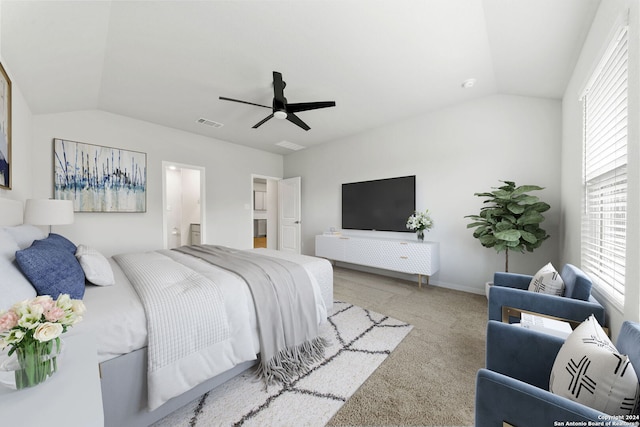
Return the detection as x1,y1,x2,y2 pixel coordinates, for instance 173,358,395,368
23,199,74,226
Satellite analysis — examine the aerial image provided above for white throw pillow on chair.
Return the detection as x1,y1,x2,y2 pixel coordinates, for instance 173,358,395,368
550,315,640,415
528,262,565,296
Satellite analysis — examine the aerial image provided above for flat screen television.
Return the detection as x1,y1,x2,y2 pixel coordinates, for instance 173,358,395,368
342,175,416,232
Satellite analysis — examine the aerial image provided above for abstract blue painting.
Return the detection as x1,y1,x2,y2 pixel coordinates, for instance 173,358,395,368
54,138,147,212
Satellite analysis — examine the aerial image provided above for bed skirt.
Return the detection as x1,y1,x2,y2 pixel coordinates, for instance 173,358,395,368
100,346,257,427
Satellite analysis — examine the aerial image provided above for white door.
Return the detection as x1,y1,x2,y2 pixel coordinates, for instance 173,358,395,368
278,177,301,253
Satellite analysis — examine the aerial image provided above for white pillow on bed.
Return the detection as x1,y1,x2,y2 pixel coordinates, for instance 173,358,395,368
0,228,19,258
3,224,47,249
75,244,115,286
0,228,37,310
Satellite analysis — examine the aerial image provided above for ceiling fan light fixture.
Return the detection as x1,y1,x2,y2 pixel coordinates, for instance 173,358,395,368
220,71,335,131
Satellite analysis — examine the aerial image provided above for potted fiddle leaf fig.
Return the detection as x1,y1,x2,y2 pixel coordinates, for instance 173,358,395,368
465,180,550,273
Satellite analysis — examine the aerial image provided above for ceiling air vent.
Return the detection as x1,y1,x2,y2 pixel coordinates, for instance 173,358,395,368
196,118,223,128
276,140,306,151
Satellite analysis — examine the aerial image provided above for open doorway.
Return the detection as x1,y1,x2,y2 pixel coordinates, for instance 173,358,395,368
252,175,278,249
251,175,302,253
163,162,206,249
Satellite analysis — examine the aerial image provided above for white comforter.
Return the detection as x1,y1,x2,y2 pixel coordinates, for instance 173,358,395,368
67,248,330,410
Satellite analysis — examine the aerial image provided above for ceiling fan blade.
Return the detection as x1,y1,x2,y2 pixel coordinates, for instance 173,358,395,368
286,113,310,131
252,114,274,129
219,96,271,109
272,71,286,105
286,101,336,113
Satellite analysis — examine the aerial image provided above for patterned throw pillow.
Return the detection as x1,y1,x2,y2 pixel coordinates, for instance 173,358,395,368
550,315,640,415
528,262,565,296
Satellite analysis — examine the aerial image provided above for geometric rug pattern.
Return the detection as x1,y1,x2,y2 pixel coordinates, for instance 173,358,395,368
152,301,413,427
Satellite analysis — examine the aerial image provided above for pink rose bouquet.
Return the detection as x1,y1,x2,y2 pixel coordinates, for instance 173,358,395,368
0,294,86,389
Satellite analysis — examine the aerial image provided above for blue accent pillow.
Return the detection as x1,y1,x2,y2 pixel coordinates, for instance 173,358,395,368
15,238,85,300
43,233,77,254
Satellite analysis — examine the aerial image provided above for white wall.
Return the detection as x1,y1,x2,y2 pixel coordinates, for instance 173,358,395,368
29,110,283,256
284,94,562,294
561,0,640,336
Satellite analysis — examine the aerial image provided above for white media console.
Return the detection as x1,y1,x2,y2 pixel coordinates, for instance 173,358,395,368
315,234,440,288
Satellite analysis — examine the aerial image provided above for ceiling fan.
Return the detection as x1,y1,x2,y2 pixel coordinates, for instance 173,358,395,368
219,71,336,131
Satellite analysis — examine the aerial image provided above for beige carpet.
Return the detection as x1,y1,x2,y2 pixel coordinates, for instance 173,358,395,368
327,267,488,427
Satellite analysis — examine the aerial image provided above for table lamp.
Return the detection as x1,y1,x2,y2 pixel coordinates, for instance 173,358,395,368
23,199,74,234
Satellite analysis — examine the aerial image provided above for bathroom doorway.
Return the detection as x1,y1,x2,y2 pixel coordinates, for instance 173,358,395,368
162,162,206,249
252,175,278,249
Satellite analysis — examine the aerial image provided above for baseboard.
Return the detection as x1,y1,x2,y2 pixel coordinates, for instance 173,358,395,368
333,262,485,295
434,280,485,296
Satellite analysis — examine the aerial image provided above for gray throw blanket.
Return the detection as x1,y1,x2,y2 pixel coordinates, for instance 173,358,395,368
173,245,327,384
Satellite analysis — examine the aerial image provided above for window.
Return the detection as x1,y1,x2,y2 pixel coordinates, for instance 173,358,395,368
581,24,628,308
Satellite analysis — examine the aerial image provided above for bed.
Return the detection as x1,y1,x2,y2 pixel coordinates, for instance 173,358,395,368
0,198,333,427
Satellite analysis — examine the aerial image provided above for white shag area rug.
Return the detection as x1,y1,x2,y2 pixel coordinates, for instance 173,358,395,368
152,301,413,427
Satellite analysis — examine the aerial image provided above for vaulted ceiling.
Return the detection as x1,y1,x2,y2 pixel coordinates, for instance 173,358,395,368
1,0,600,154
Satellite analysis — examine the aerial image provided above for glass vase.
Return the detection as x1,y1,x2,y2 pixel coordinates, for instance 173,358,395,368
0,339,62,390
417,230,424,241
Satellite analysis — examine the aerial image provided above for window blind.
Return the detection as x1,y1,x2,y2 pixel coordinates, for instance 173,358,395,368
581,25,628,308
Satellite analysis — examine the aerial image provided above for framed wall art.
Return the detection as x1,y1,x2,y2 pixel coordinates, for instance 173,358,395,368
53,138,147,212
0,62,11,190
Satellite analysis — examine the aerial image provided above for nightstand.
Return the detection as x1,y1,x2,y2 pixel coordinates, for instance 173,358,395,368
0,333,104,427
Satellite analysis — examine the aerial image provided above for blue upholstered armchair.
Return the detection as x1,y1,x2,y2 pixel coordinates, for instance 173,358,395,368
475,321,640,426
489,263,605,326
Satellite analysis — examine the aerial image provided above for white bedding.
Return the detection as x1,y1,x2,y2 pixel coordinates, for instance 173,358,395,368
66,259,147,362
68,248,332,365
119,249,263,409
67,247,332,409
